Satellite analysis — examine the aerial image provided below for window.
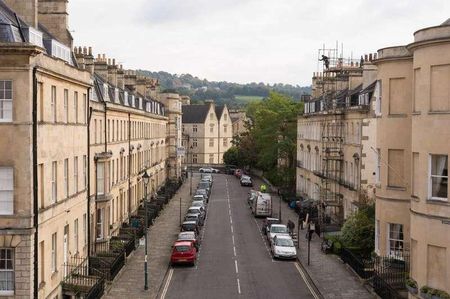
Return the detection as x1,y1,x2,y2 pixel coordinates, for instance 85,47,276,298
374,80,382,116
210,124,214,133
412,152,419,197
209,154,214,163
0,167,13,215
0,80,12,122
64,89,68,123
64,159,69,198
51,86,57,122
52,161,57,203
74,219,79,254
376,148,381,184
96,208,104,239
224,125,227,133
83,155,87,189
39,241,44,284
210,113,214,120
38,164,44,208
224,113,228,121
429,154,448,200
97,163,105,195
430,64,450,112
74,91,78,123
375,220,380,254
388,223,404,258
74,157,78,193
51,233,57,272
223,138,228,147
83,94,87,124
83,213,87,247
209,139,214,147
0,248,14,294
388,149,404,188
192,154,198,164
193,125,197,133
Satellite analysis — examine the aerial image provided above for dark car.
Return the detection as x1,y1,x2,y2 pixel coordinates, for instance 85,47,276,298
225,165,237,175
195,189,209,202
185,213,204,226
262,217,281,235
197,181,211,195
181,221,199,235
240,175,253,187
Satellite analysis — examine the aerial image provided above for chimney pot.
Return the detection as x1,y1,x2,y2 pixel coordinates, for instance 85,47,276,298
364,54,368,62
113,59,116,66
83,46,87,55
88,47,92,56
369,53,373,61
374,53,377,60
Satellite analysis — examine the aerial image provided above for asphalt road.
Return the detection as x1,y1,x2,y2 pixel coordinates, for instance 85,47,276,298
160,174,315,299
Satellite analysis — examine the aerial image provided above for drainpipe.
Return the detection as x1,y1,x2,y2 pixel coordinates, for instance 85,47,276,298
128,113,132,215
104,102,107,153
87,100,93,257
217,117,220,165
32,67,38,299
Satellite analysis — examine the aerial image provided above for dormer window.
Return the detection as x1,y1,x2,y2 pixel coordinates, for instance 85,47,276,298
25,27,43,48
123,92,128,106
103,84,109,101
49,40,72,64
115,88,119,103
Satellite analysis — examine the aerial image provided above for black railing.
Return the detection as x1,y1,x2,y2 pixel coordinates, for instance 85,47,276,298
340,248,374,279
373,253,409,299
62,257,105,299
373,274,406,299
89,252,125,281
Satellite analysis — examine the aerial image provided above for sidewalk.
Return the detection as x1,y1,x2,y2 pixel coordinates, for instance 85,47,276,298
276,194,374,299
103,174,199,299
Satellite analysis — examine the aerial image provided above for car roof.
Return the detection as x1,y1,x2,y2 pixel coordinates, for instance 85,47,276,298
196,189,207,192
188,206,201,210
174,241,193,246
185,213,199,217
274,235,292,240
178,231,195,237
183,221,197,225
271,224,287,228
266,218,279,221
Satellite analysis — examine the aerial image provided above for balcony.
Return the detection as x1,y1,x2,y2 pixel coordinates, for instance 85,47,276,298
62,257,105,299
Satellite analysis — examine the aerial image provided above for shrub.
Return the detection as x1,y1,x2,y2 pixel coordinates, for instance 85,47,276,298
340,204,375,255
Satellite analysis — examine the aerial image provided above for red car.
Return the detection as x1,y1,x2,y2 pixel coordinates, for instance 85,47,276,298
234,169,242,178
170,241,197,266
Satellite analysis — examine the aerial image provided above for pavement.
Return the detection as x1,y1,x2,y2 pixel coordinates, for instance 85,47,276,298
267,179,375,299
103,174,200,299
162,174,315,299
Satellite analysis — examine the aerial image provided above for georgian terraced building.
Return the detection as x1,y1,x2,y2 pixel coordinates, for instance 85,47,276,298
0,1,182,298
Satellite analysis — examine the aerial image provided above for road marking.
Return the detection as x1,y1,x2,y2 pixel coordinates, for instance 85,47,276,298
160,267,174,299
230,217,233,224
294,262,320,299
231,225,234,233
253,218,272,258
232,235,235,245
233,246,237,257
234,260,239,274
237,278,241,294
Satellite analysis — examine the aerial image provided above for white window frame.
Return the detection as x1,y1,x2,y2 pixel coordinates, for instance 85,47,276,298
97,162,105,195
74,157,78,194
74,219,79,254
83,155,87,189
96,208,104,240
51,161,57,203
387,223,404,259
51,86,57,123
0,167,13,215
64,89,68,123
0,80,13,122
83,213,87,247
429,154,448,201
0,248,14,295
374,80,382,116
64,159,69,198
74,91,78,123
51,233,57,273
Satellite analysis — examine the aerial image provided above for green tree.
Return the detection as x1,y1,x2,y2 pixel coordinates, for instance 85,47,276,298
223,147,240,166
340,204,375,255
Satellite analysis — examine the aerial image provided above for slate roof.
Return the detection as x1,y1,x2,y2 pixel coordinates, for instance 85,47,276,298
215,105,225,119
182,105,211,124
0,0,26,43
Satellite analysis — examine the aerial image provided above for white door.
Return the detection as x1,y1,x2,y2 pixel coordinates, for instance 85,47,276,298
63,225,69,276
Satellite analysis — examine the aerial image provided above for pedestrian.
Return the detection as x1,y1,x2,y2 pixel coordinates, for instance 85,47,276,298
260,184,267,193
287,220,295,235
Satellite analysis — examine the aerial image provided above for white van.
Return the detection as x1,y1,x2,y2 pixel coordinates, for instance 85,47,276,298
252,192,272,217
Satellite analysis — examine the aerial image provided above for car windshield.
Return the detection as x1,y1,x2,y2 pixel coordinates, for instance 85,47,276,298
268,220,280,226
185,215,197,221
178,235,193,240
175,245,190,252
188,209,200,214
183,224,196,230
271,226,288,233
199,183,209,188
192,202,203,207
276,238,294,247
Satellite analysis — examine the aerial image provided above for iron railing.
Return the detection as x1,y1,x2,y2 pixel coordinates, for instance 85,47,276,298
62,257,105,299
373,253,409,299
340,248,374,279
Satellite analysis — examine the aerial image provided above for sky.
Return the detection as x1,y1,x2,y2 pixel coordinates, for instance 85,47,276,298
69,0,450,86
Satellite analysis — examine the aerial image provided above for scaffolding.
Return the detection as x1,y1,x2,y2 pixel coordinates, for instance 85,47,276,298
316,43,361,233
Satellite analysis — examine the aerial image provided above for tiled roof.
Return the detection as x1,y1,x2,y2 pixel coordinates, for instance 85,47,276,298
0,0,26,43
182,105,210,124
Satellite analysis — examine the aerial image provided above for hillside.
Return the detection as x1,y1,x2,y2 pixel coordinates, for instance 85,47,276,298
137,70,311,108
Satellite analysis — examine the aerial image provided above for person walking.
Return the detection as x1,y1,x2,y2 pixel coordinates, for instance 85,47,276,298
260,184,267,193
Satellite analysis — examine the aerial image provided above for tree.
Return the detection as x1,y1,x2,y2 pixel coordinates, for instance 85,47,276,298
223,147,240,166
340,204,375,255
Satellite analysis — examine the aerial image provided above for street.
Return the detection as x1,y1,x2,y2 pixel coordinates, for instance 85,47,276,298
160,174,316,299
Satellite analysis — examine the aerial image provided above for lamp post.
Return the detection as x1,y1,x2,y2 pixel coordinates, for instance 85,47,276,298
142,170,150,291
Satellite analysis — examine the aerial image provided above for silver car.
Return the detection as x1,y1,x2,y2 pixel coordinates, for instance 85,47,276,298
271,235,297,259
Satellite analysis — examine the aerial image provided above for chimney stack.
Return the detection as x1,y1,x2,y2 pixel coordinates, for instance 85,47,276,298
4,0,38,28
38,0,72,48
95,54,108,81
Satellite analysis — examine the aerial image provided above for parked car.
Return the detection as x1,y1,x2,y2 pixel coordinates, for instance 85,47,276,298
262,217,280,235
193,194,207,205
170,241,197,266
181,221,200,234
267,224,289,245
197,181,211,195
195,189,209,202
187,206,206,220
271,235,297,259
252,192,272,217
211,168,220,173
191,201,207,212
225,165,237,175
177,231,200,250
234,169,242,178
201,173,213,183
199,167,213,173
240,175,253,187
185,213,204,226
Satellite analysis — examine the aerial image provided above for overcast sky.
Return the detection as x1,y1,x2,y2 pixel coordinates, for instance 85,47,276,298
69,0,450,86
